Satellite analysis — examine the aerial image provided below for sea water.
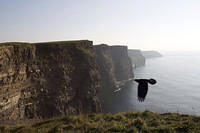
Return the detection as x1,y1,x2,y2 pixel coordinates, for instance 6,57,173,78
105,52,200,116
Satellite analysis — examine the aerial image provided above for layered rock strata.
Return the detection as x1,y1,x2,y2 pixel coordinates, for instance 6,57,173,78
0,40,101,120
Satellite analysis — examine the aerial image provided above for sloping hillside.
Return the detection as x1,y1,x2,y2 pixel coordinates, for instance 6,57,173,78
1,111,200,133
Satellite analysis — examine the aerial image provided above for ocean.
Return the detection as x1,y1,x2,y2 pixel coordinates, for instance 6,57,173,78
104,52,200,116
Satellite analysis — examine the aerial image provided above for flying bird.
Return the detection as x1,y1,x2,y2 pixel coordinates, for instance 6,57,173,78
135,79,157,102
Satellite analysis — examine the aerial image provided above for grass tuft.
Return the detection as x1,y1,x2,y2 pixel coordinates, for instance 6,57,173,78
1,111,200,133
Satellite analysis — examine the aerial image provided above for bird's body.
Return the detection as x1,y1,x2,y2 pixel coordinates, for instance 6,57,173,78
135,79,156,102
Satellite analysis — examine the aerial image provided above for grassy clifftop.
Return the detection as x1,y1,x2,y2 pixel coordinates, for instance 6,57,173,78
1,111,200,133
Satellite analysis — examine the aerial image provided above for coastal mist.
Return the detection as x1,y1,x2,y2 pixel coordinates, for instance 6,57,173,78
103,52,200,116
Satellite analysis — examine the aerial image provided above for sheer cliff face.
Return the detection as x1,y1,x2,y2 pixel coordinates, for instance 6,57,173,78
128,49,145,68
0,41,101,120
94,44,133,91
94,44,133,112
142,51,162,58
110,46,133,82
94,45,117,91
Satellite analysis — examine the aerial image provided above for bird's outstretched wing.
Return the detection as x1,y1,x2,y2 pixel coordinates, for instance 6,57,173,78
137,82,148,102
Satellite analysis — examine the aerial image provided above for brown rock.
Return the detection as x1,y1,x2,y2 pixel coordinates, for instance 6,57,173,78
0,40,101,120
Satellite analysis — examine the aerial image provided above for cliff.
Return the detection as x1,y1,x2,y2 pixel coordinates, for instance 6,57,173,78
0,40,101,120
94,44,133,90
110,46,134,82
142,50,162,58
94,44,133,111
128,49,145,68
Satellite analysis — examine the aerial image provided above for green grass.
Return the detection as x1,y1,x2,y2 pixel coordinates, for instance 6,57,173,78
34,40,91,45
78,47,95,57
103,53,112,63
1,111,200,133
0,42,34,48
0,40,90,45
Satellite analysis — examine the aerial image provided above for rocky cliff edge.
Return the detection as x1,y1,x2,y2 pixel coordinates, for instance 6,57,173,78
0,40,101,120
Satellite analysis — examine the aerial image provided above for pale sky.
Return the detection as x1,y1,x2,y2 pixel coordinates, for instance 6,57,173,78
1,0,200,51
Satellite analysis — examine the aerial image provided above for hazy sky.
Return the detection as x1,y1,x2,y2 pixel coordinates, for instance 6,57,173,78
1,0,200,51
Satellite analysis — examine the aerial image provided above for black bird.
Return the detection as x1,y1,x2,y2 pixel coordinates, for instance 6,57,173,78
135,79,157,102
